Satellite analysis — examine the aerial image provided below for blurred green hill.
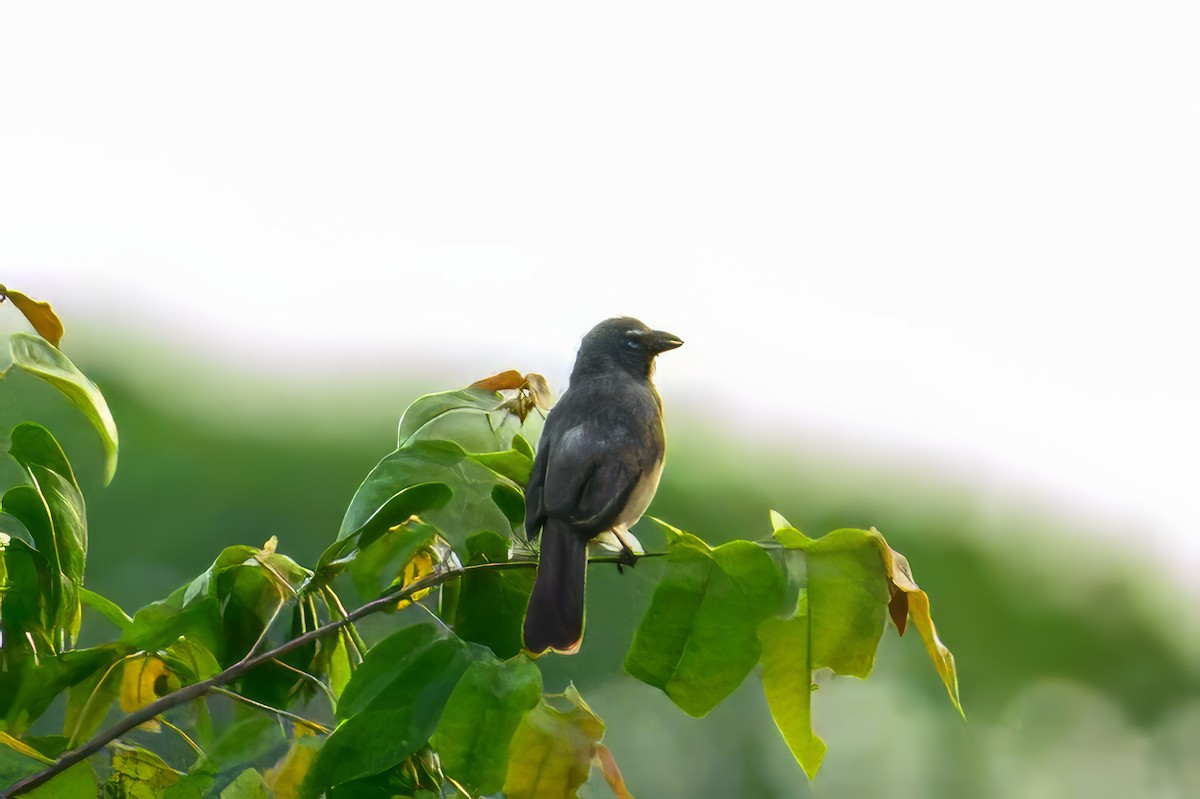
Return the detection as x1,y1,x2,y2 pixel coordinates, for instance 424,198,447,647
4,356,1197,798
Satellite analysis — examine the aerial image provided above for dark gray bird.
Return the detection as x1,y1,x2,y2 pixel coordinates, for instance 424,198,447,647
522,317,683,655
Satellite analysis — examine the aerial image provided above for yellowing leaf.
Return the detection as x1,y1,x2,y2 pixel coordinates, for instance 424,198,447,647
266,739,320,799
327,631,353,699
594,744,634,799
0,286,64,347
869,531,964,718
0,730,55,764
221,768,271,799
119,655,179,731
758,609,826,779
108,742,182,798
393,547,437,610
762,513,964,780
503,685,607,799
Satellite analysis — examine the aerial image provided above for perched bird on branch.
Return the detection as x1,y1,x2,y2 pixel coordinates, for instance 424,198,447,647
522,316,683,655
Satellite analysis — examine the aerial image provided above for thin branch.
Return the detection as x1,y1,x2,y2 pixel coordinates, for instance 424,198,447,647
160,718,206,759
270,658,338,706
210,687,331,735
3,553,661,798
240,596,288,669
322,585,368,661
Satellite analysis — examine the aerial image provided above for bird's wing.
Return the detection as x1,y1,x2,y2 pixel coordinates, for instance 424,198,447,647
541,424,642,536
523,435,549,541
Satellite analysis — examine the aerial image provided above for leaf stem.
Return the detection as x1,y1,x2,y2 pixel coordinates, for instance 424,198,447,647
270,658,338,706
160,718,207,758
210,687,331,735
321,585,368,660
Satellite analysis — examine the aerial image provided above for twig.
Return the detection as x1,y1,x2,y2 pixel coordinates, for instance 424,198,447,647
270,658,338,706
321,586,368,661
160,718,206,759
210,687,331,735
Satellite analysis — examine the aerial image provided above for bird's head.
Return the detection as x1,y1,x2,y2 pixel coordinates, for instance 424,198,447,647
572,316,683,381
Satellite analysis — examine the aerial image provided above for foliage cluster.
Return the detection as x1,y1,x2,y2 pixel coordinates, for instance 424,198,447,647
0,289,959,798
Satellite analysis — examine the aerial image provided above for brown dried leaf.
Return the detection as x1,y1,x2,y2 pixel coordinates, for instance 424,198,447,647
471,370,527,391
522,373,554,411
0,286,65,347
870,529,964,718
595,743,634,799
472,370,556,423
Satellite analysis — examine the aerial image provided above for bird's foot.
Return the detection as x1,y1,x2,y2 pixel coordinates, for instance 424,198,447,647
616,545,639,573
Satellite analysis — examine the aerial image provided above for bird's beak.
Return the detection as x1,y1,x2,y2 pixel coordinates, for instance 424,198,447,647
647,330,684,353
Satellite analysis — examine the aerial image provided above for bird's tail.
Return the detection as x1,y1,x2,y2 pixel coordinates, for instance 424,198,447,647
523,519,589,656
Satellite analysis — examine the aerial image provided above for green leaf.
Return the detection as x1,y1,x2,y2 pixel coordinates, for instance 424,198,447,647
79,587,133,631
123,541,301,666
122,590,224,663
512,433,534,460
305,625,479,796
0,646,118,735
337,440,511,557
333,624,438,720
8,421,75,480
161,761,219,799
5,333,119,484
0,742,98,798
4,423,89,645
397,387,543,453
0,532,57,656
329,382,549,579
209,715,286,768
347,518,439,602
220,768,271,799
502,685,607,799
162,636,222,682
758,606,826,778
432,654,543,795
624,525,784,717
491,483,525,527
797,528,891,678
466,447,534,486
63,655,123,745
327,633,353,699
449,531,534,659
319,480,453,579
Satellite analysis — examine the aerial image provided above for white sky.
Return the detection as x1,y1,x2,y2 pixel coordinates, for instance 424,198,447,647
3,3,1198,588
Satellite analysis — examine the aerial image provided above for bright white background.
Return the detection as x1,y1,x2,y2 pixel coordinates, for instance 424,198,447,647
3,3,1197,588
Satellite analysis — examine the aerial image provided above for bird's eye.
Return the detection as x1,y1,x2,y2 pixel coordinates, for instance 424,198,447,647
626,338,640,350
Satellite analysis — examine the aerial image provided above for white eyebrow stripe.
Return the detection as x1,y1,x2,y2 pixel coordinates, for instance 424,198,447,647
625,329,644,336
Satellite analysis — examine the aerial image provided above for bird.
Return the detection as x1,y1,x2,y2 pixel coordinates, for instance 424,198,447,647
522,316,683,655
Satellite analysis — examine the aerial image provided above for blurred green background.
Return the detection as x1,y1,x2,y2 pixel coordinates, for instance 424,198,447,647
4,338,1198,799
